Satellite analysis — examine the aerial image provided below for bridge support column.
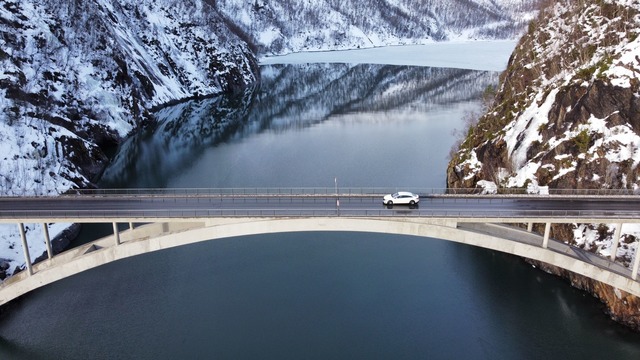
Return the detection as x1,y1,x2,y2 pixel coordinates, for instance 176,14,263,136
610,223,623,261
633,242,640,281
113,222,120,245
527,222,533,232
129,222,134,231
18,223,33,276
542,223,551,249
42,223,53,260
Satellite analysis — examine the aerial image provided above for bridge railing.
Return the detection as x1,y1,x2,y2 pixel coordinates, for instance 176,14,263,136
44,187,640,197
2,208,640,220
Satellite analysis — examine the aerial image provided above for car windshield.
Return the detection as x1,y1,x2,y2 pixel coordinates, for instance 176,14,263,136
392,193,399,198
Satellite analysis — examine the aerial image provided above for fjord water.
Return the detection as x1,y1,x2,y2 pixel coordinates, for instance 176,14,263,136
1,63,640,359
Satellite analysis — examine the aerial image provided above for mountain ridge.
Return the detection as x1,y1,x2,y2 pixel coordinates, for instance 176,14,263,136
213,0,538,55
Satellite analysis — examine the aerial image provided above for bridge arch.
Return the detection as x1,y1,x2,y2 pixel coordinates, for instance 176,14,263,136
2,217,639,305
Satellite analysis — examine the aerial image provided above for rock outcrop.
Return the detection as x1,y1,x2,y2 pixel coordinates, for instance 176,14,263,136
447,0,640,330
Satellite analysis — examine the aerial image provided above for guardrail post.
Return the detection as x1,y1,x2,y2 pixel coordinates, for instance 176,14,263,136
18,223,33,275
113,222,120,245
542,223,551,249
527,222,533,232
610,223,622,261
42,223,53,259
633,242,640,281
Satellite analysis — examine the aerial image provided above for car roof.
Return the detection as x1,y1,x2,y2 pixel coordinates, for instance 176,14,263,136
396,191,415,196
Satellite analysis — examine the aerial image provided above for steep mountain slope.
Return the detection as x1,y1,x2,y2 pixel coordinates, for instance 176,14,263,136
0,0,258,195
213,0,539,55
447,0,640,329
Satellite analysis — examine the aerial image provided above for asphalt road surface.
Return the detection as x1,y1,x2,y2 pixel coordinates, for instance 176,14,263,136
0,194,639,220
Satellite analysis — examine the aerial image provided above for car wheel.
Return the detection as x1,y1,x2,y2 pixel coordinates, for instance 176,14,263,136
409,200,415,205
387,200,393,205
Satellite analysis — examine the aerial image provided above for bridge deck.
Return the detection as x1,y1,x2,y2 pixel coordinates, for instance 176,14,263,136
1,190,640,306
1,193,640,222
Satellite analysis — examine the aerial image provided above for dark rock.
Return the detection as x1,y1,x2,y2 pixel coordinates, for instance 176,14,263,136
447,0,640,330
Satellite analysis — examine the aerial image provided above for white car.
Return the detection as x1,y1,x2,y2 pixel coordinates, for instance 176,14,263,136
383,191,420,206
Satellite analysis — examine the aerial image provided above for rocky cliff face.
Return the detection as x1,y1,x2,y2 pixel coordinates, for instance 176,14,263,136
447,0,640,330
449,1,640,190
0,0,258,195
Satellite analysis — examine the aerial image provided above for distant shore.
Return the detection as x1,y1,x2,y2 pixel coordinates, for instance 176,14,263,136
259,40,518,72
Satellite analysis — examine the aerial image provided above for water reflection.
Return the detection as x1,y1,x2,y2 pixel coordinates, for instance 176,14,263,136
99,64,497,188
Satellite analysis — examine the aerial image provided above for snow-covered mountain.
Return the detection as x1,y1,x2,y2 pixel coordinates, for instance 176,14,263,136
214,0,539,54
447,0,640,329
0,0,258,195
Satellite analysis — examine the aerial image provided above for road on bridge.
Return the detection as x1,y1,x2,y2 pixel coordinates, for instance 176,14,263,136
2,192,640,305
0,193,639,220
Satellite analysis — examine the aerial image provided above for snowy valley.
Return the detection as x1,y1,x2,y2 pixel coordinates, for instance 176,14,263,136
0,0,537,278
2,0,640,334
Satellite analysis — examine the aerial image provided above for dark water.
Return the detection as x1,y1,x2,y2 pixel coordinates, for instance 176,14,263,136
1,64,639,359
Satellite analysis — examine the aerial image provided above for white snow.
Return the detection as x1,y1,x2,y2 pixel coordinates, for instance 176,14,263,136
457,150,484,181
3,0,639,291
258,27,282,46
573,223,640,265
506,162,541,187
477,180,498,194
261,41,518,72
503,88,557,169
0,223,71,276
604,24,640,88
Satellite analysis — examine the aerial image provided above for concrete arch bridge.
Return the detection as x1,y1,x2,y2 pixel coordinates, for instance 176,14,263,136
1,188,639,305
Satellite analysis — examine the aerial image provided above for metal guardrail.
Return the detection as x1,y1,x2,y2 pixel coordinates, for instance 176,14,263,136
2,187,637,198
1,209,639,220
